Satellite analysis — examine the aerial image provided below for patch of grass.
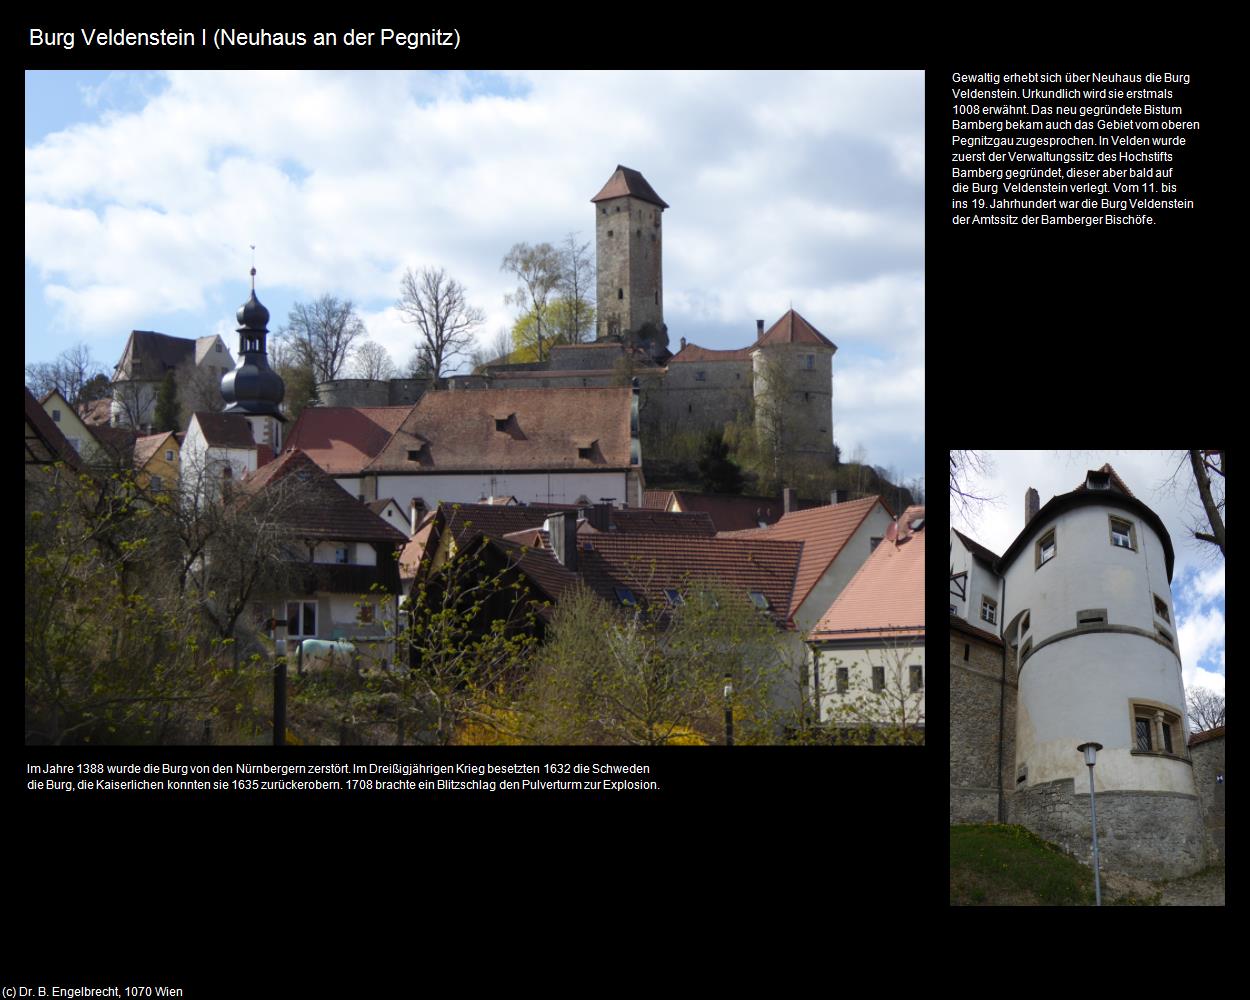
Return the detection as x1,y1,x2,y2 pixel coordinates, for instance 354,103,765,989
950,824,1097,906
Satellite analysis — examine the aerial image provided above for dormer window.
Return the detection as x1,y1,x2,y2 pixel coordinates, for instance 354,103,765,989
1087,471,1111,490
664,588,684,607
578,445,594,460
494,414,514,432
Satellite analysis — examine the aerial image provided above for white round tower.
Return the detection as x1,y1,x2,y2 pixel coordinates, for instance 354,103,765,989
998,465,1205,878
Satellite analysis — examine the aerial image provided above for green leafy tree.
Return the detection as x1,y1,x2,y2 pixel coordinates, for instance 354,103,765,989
501,242,562,362
518,581,787,745
696,428,745,494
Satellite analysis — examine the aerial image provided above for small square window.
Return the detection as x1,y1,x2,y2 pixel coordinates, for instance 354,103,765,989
578,446,593,460
165,449,175,462
1110,518,1134,549
1154,595,1170,622
150,475,163,491
872,667,884,692
980,596,997,625
1037,530,1056,567
51,410,61,423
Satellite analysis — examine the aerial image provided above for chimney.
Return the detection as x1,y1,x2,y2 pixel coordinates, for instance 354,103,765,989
829,489,843,506
680,336,687,350
783,487,797,514
587,502,611,532
547,511,579,571
1025,487,1040,525
756,319,765,339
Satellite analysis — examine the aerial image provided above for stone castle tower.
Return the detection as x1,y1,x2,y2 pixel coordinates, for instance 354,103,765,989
950,464,1209,879
591,165,667,354
751,311,836,459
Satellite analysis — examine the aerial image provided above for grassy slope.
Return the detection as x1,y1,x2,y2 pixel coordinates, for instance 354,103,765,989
950,824,1098,906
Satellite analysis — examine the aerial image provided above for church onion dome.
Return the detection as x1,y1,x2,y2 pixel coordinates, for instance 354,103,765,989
221,268,285,419
236,289,270,331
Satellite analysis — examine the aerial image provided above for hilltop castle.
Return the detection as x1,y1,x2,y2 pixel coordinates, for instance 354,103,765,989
318,166,838,462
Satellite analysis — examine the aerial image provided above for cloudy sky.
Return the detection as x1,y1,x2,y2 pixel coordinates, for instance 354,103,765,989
24,70,924,483
952,450,1226,708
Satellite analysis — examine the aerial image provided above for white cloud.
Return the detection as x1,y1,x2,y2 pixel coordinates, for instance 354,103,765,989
1178,605,1225,681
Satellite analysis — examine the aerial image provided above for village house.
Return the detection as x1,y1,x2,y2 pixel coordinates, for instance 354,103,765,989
109,329,234,431
808,505,926,734
131,431,181,493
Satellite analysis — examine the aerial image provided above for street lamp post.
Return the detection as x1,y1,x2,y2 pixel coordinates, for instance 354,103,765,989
723,675,734,746
1076,742,1104,906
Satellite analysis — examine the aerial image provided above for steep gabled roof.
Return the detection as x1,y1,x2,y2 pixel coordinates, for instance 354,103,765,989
242,449,407,544
115,330,197,379
810,506,925,642
132,431,177,470
365,388,634,474
952,528,1000,565
484,536,582,618
594,509,716,536
590,165,669,209
284,406,412,476
642,489,675,510
669,492,786,532
576,533,803,627
754,309,836,350
667,343,755,364
25,386,84,469
192,412,256,450
722,496,886,617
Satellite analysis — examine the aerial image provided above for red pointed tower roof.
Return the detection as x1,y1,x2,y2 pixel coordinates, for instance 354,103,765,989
754,309,836,350
591,165,669,209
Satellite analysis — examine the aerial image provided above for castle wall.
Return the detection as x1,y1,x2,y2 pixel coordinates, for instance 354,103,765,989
648,361,755,439
1010,779,1206,879
1189,734,1225,863
316,378,432,408
950,624,1015,823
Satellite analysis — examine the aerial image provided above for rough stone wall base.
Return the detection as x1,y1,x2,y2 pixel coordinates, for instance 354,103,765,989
951,786,999,825
1009,779,1206,879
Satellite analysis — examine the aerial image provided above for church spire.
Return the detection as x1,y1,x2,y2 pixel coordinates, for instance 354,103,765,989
220,267,285,420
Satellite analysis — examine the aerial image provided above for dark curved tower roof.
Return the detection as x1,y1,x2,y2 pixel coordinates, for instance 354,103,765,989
221,269,285,419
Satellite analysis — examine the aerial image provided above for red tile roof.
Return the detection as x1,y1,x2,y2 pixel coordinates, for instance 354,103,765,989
1072,462,1136,498
810,506,925,641
284,406,412,475
596,509,716,535
722,496,885,617
667,343,756,364
755,309,836,350
642,489,675,510
365,388,635,473
485,537,582,616
576,534,802,626
133,431,177,470
77,398,113,427
590,165,669,209
1188,725,1225,747
949,614,1005,647
670,492,786,532
242,449,408,544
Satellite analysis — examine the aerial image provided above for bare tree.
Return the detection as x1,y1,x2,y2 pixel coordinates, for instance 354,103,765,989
501,242,562,362
1187,687,1225,732
950,450,999,528
553,232,595,345
279,295,367,384
25,343,108,406
1189,450,1225,556
352,341,398,381
397,266,486,379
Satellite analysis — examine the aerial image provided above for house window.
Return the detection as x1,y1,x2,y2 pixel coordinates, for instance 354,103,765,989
1110,516,1136,550
836,667,849,694
607,230,614,237
287,601,317,638
1076,608,1107,627
694,371,706,382
748,591,770,611
980,595,997,625
165,449,175,462
51,409,61,423
1036,529,1056,568
803,354,814,370
336,547,350,564
357,603,374,624
150,475,163,491
872,667,884,692
1154,594,1170,622
215,342,222,352
910,665,923,692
